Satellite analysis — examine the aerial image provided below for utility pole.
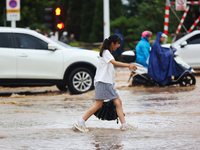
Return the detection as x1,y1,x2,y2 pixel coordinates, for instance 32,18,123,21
103,0,110,40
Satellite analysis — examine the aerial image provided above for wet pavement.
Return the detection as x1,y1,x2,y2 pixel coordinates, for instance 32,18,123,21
0,68,200,149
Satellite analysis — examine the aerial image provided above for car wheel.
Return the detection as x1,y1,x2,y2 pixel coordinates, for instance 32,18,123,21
179,74,196,86
68,67,94,94
56,85,67,92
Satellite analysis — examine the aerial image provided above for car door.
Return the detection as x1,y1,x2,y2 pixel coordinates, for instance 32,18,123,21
179,34,200,68
0,33,17,78
13,33,63,79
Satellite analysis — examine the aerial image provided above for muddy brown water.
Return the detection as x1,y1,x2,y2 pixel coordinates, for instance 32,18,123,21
0,68,200,149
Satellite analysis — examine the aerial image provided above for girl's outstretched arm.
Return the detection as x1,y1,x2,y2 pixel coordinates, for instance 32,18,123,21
110,59,137,71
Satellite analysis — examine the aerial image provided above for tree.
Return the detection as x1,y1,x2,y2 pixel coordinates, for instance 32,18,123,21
65,0,82,40
89,0,103,42
0,0,7,27
122,0,147,17
136,1,165,33
110,0,123,20
136,1,186,34
110,16,140,43
79,0,95,42
89,0,123,42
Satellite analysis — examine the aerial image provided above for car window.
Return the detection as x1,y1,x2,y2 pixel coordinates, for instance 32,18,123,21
0,33,13,48
14,33,48,50
187,34,200,44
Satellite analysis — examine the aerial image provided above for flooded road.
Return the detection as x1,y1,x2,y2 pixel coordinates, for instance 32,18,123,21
0,67,200,149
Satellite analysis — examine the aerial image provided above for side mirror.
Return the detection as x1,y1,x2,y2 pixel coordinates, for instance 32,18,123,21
48,43,57,51
180,41,187,48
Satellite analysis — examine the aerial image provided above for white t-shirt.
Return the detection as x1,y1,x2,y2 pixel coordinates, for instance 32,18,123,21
94,50,115,85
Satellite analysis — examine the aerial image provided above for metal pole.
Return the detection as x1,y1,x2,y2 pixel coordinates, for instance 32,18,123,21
103,0,110,40
11,21,16,28
170,7,188,33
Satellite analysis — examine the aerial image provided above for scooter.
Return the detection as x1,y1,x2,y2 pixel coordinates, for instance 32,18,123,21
121,46,196,87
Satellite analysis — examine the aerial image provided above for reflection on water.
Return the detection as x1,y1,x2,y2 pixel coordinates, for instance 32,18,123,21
141,96,179,101
91,128,124,150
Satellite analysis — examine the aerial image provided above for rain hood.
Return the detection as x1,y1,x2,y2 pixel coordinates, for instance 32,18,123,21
148,32,187,85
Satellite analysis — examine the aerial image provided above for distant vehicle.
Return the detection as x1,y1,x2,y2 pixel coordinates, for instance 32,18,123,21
162,30,200,69
0,27,99,94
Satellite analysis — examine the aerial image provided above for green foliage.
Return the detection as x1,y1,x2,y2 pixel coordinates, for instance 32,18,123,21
92,49,100,52
89,0,123,42
66,0,82,40
166,35,173,43
0,0,123,42
110,0,123,20
69,42,80,47
110,0,185,46
123,0,147,17
79,0,95,42
89,0,103,42
136,1,165,32
110,16,140,41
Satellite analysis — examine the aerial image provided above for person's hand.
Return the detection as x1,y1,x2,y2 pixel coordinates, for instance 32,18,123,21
128,64,137,71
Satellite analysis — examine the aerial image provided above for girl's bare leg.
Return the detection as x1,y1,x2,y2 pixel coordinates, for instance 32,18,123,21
112,97,126,124
82,100,103,121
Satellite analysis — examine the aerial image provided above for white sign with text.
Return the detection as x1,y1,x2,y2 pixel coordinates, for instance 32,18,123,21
176,0,187,11
6,0,20,21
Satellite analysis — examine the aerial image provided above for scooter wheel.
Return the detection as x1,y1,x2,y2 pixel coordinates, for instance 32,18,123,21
179,74,196,86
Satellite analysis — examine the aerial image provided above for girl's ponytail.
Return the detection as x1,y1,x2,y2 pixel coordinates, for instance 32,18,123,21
100,35,121,57
100,39,110,57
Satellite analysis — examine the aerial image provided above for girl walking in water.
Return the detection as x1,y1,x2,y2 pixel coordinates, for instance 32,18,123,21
73,35,138,132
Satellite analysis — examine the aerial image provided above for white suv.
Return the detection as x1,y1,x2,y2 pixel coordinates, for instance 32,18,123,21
0,27,99,94
162,30,200,69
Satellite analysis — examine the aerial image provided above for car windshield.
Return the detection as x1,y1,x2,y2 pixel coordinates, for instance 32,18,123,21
55,40,71,48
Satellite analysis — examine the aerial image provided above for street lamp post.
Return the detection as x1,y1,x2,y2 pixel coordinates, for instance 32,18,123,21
103,0,110,40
